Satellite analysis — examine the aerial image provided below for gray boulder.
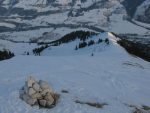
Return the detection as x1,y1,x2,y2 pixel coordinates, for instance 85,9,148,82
27,76,36,87
28,88,36,96
41,88,52,96
39,99,47,107
39,80,53,91
27,98,37,106
31,92,42,99
45,93,54,107
33,82,41,92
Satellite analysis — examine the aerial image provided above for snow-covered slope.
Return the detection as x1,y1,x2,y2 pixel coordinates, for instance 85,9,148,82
0,32,150,113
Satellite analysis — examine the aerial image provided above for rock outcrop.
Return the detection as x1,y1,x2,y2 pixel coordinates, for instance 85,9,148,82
19,76,59,108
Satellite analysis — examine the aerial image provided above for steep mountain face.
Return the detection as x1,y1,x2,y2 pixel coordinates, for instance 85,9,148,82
134,0,150,24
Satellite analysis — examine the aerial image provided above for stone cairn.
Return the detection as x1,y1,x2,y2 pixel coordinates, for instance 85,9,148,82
19,76,59,108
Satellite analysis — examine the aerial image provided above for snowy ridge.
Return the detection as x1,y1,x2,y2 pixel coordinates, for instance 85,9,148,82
41,32,111,56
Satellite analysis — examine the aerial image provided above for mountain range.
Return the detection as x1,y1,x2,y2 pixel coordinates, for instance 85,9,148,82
0,0,150,43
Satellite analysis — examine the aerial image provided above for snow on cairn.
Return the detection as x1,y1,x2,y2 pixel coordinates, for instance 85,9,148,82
19,76,59,108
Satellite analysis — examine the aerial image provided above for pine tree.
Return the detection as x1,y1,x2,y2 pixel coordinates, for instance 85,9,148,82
88,40,95,46
75,45,78,50
98,38,103,44
27,52,29,55
105,38,109,44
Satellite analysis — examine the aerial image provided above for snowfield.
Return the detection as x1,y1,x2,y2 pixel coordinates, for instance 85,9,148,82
0,33,150,113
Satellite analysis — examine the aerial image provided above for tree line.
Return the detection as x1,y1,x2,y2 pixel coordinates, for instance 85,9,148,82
32,30,98,54
33,45,48,56
75,38,109,50
0,50,15,61
50,30,97,46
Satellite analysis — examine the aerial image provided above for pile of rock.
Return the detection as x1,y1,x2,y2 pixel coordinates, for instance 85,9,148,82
19,76,59,108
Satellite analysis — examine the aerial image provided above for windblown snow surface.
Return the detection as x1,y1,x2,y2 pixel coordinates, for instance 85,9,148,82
0,33,150,113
